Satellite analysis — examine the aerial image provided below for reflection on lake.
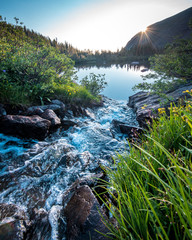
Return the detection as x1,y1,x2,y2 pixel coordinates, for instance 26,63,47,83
76,63,154,100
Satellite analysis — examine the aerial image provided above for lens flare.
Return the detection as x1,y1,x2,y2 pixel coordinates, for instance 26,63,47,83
141,27,147,33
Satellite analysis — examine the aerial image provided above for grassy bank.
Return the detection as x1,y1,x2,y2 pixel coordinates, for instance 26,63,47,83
101,95,192,239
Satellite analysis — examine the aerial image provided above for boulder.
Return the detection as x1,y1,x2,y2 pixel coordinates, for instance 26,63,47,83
0,203,29,240
111,119,143,136
61,119,77,130
41,109,61,127
0,115,51,140
25,107,44,116
3,104,27,115
128,84,192,127
62,173,105,202
27,103,65,118
64,185,109,240
51,99,65,107
25,208,51,240
70,105,86,117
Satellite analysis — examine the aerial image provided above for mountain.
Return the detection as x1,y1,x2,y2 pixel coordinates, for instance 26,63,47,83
125,7,192,54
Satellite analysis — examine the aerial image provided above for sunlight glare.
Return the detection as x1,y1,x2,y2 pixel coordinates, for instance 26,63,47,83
141,26,147,33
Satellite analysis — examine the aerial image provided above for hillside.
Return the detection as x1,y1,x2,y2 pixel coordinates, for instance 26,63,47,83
125,7,192,54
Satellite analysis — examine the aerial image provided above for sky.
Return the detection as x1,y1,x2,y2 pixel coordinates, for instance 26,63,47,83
1,0,192,51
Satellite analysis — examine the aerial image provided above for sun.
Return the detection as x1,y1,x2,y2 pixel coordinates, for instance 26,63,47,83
141,26,147,33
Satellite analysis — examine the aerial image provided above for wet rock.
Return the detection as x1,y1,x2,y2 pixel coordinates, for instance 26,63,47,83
78,151,95,170
0,203,29,240
3,104,27,115
128,84,192,127
64,185,109,240
62,172,106,210
111,119,143,137
25,208,51,240
0,115,51,140
70,105,86,117
59,151,79,167
27,103,65,118
85,108,96,119
41,109,61,127
0,104,6,117
61,119,77,130
25,107,44,116
51,99,65,107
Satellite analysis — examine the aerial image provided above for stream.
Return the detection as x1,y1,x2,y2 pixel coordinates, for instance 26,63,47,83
0,96,138,239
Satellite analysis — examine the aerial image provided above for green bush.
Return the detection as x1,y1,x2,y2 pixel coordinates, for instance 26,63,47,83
0,40,76,104
80,73,107,97
133,38,192,94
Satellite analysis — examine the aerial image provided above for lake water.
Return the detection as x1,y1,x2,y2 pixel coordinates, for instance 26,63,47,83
76,63,154,100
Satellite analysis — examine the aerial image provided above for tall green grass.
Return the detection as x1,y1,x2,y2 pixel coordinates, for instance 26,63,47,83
100,98,192,239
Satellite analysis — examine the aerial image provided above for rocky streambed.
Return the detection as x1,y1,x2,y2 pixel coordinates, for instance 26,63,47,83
1,82,190,240
0,97,138,240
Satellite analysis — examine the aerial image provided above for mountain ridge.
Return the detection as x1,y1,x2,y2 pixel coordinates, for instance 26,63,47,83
125,7,192,53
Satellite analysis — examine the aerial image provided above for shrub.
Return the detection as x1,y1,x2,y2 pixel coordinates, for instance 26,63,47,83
80,73,107,97
133,38,192,94
0,40,75,105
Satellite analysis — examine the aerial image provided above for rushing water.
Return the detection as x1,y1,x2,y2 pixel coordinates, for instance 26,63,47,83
0,64,145,239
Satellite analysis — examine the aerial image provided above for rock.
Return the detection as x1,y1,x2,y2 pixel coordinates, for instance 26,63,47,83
61,119,77,130
41,109,61,127
111,119,143,137
3,104,27,115
0,203,29,240
141,68,149,72
51,99,65,107
25,107,44,116
0,104,6,117
128,84,192,127
27,103,65,118
77,151,95,170
0,115,51,140
25,208,51,240
64,185,109,240
59,151,79,167
70,105,86,117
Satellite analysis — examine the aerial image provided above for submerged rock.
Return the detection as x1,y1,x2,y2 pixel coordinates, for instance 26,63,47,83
61,119,77,130
64,185,109,240
0,115,51,140
0,96,138,239
25,208,51,240
0,203,29,240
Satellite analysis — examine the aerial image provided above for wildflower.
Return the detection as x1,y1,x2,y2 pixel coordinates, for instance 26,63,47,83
68,89,70,92
2,70,6,72
158,108,166,114
141,104,148,110
183,90,190,93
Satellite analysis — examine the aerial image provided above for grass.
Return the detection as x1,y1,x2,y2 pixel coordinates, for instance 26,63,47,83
98,95,192,240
